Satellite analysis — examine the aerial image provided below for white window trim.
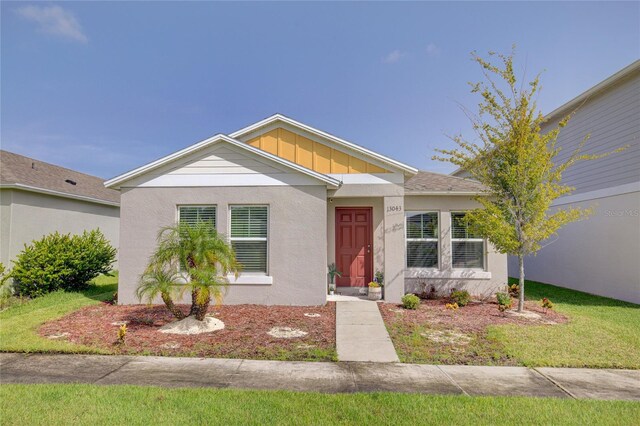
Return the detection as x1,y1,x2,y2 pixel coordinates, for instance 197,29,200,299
229,204,270,276
405,210,440,271
450,211,486,271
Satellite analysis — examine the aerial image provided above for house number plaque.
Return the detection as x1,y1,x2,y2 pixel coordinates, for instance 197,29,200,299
386,205,402,213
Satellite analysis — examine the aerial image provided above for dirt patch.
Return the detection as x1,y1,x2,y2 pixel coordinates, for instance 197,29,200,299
39,303,336,361
379,299,567,365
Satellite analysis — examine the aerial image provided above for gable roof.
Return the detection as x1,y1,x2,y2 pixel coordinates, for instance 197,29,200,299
405,170,487,194
104,134,341,189
230,114,418,175
0,150,120,206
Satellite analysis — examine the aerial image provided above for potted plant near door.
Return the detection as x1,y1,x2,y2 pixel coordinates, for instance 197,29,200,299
327,263,341,295
374,270,384,298
368,281,382,300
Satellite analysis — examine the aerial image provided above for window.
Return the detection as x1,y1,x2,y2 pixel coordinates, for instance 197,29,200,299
230,206,268,273
178,206,216,228
451,212,485,269
405,212,438,268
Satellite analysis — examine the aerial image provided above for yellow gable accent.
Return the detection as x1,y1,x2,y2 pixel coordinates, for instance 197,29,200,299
244,127,388,174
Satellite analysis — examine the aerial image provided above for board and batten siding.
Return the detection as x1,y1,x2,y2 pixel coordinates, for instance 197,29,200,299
544,70,640,195
246,127,389,174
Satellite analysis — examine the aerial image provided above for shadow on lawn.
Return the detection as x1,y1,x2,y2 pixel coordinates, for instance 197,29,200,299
509,277,640,309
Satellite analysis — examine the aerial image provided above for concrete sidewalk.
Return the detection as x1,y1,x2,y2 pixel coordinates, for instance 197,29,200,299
336,301,399,362
1,353,639,400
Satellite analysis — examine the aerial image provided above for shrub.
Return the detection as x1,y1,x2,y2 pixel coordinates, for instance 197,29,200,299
496,292,512,313
12,230,116,298
450,289,471,307
445,302,459,310
401,294,420,310
541,297,554,312
509,284,519,297
0,262,14,307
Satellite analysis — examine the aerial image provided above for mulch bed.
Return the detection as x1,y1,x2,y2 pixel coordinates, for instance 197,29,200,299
379,298,567,365
39,302,336,361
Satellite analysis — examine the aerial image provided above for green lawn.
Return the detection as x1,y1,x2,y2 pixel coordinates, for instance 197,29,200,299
0,275,117,354
385,279,639,369
487,279,640,368
1,384,638,426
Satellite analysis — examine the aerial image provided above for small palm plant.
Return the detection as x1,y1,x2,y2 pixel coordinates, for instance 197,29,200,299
137,221,240,321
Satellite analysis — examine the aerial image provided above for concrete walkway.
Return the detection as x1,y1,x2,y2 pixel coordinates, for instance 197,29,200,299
1,353,639,400
335,301,399,362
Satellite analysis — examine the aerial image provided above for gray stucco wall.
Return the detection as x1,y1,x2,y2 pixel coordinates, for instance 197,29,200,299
117,185,328,306
403,195,509,298
508,191,640,304
0,189,120,267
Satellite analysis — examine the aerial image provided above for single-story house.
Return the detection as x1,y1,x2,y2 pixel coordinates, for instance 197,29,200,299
0,150,120,267
106,114,507,305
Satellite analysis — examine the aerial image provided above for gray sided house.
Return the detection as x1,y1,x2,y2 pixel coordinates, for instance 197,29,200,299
0,150,120,267
454,60,640,304
107,114,507,305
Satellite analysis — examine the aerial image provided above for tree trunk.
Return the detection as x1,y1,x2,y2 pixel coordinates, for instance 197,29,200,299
161,292,185,320
188,288,211,321
518,254,525,313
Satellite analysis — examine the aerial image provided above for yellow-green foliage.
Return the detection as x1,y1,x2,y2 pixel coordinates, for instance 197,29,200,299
445,303,459,311
401,294,420,310
117,324,127,344
433,47,625,310
541,297,554,311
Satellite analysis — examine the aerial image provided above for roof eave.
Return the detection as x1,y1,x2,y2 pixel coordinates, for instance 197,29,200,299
404,190,488,196
0,183,120,206
104,133,341,189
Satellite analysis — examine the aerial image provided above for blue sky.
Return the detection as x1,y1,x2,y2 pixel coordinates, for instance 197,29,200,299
2,1,638,178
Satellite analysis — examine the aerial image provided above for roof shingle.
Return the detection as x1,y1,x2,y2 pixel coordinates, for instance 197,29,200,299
0,150,120,204
404,170,487,194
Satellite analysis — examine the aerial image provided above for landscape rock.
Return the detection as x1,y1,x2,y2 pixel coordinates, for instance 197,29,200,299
267,327,308,338
159,316,225,335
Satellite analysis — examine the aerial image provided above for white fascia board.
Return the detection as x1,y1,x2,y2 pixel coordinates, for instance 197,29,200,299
0,183,120,207
104,134,340,189
229,114,419,175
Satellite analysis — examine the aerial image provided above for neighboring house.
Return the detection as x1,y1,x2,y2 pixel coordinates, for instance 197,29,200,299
0,150,120,267
106,114,507,305
453,60,640,304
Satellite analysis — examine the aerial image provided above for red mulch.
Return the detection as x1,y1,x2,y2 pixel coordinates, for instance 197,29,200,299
379,298,567,365
39,302,336,361
379,299,567,333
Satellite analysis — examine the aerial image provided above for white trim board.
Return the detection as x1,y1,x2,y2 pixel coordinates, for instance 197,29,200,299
230,114,418,175
105,134,341,189
0,183,120,207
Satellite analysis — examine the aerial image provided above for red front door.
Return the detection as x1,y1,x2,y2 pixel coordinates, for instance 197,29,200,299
335,207,373,287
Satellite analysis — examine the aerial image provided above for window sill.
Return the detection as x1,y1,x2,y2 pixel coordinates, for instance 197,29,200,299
405,269,492,280
227,274,273,285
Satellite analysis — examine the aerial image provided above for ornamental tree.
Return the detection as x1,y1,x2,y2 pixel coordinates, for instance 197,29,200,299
434,48,623,312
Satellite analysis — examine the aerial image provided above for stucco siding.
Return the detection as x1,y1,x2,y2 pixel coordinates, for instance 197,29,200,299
0,189,120,267
546,71,639,195
508,191,640,304
0,189,12,266
117,185,328,306
403,195,509,298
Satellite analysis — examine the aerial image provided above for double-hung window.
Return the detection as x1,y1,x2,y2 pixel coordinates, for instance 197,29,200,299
451,212,485,269
230,206,268,274
406,212,439,268
178,205,217,228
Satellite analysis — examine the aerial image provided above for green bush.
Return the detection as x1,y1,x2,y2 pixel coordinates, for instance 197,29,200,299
450,289,471,307
12,230,116,298
496,292,512,312
401,294,420,310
